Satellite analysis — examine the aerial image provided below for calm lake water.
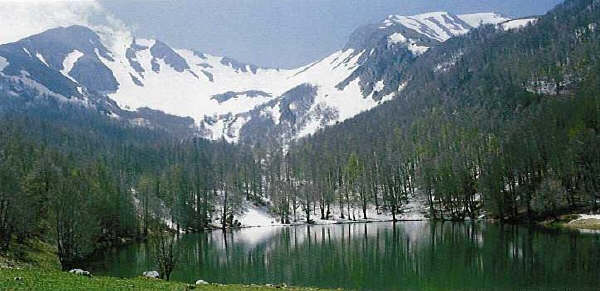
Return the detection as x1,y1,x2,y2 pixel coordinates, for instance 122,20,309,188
88,222,600,290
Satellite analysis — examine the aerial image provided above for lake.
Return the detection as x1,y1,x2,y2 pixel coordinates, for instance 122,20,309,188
88,222,600,290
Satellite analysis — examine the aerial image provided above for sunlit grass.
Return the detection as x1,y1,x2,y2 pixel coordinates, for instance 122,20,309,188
0,267,330,290
0,239,328,290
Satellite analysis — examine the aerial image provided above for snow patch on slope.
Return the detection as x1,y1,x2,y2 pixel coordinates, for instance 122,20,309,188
458,12,510,27
501,18,537,30
36,53,49,67
3,70,87,105
135,38,155,48
383,12,509,56
214,92,273,116
0,56,8,72
289,49,368,123
385,12,471,42
60,50,84,81
226,115,251,142
408,42,430,55
374,80,385,92
22,47,32,58
388,32,407,44
388,33,430,55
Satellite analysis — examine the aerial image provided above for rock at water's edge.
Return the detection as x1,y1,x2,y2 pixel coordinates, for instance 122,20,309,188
142,271,160,279
69,269,92,277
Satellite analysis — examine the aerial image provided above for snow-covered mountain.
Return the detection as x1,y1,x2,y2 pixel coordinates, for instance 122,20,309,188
0,11,510,143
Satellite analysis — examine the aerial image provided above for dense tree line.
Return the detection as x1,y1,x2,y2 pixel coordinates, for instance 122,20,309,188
0,101,264,269
287,0,600,222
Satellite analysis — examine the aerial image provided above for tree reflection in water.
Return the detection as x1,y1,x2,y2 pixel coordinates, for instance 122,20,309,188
88,222,600,290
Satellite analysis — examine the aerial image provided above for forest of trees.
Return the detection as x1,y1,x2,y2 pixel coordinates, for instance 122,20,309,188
0,0,599,272
0,105,411,270
0,107,261,269
290,0,600,221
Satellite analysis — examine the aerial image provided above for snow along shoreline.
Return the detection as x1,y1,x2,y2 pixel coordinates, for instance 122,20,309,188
229,198,428,229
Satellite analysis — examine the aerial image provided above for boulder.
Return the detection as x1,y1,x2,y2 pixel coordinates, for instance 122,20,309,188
142,271,160,279
195,279,209,285
69,269,92,277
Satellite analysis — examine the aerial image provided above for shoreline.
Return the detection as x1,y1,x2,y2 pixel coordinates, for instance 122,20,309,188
4,215,598,290
539,214,600,232
0,239,327,290
0,267,327,290
224,218,427,231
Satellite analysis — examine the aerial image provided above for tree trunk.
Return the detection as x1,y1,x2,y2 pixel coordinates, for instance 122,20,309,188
339,192,345,219
222,188,228,230
362,197,367,220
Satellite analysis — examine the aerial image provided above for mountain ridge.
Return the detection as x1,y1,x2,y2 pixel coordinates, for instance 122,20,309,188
0,11,515,144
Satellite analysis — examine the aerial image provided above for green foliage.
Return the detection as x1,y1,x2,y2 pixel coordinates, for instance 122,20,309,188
285,0,600,221
0,267,326,290
532,178,569,216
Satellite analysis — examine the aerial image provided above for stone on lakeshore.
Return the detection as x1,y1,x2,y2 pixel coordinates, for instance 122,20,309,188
142,270,160,278
69,269,92,277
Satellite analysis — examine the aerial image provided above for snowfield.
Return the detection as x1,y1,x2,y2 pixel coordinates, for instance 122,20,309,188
98,36,372,141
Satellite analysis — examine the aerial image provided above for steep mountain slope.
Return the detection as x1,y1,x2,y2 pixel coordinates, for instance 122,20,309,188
0,11,509,144
287,0,600,220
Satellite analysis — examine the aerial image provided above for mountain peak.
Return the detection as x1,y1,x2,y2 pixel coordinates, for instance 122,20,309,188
149,39,190,73
345,11,510,53
384,11,451,21
23,25,106,55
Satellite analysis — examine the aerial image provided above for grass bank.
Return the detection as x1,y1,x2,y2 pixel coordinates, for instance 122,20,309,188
0,240,328,291
0,268,327,290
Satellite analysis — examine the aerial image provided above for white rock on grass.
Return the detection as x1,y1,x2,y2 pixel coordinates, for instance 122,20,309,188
69,269,92,277
142,271,160,279
195,279,209,285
